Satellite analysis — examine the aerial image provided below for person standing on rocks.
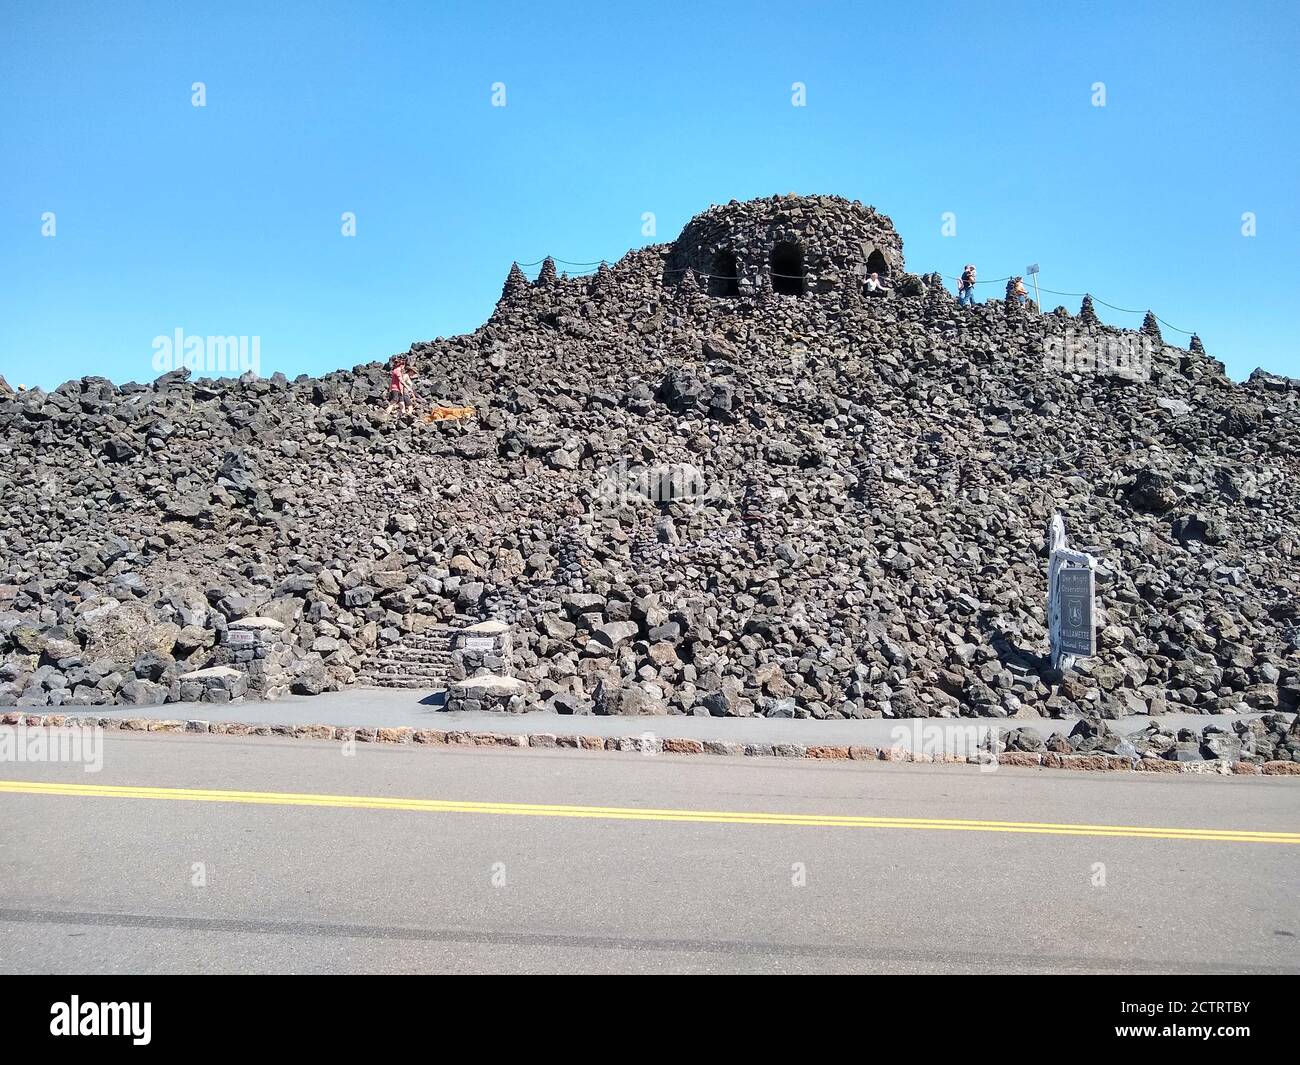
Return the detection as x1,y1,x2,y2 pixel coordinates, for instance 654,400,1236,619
1012,277,1030,307
865,271,891,296
384,356,409,417
958,265,978,306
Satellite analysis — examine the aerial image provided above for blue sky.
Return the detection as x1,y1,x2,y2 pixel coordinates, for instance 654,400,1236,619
1,0,1296,389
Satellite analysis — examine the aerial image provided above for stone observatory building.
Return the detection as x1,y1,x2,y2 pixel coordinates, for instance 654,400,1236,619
664,193,904,298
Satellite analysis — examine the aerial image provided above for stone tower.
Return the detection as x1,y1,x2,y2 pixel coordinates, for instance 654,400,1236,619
664,193,905,298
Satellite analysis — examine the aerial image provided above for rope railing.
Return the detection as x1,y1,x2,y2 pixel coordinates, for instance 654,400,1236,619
945,277,1195,336
516,258,1198,336
517,257,610,268
662,265,803,280
521,260,810,281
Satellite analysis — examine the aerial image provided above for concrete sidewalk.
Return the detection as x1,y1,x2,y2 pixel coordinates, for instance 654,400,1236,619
67,687,1291,755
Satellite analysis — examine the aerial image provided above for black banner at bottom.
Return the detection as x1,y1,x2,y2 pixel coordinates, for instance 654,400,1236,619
0,974,1291,1051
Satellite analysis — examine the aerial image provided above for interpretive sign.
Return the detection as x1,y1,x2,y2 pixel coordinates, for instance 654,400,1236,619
1047,514,1097,669
1055,566,1095,657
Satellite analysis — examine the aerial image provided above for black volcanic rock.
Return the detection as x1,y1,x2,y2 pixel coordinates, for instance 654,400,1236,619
1,193,1297,721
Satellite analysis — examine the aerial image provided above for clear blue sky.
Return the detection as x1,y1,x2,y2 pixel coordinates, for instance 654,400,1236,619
1,0,1296,389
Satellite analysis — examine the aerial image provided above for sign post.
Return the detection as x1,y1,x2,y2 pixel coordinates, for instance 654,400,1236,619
1047,514,1096,671
1026,263,1041,313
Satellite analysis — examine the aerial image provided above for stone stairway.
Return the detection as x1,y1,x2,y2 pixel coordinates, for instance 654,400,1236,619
356,620,466,690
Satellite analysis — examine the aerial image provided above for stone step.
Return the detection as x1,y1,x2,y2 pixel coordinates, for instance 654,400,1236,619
358,670,449,681
362,662,447,676
356,676,446,690
357,665,447,677
369,650,453,664
359,619,488,680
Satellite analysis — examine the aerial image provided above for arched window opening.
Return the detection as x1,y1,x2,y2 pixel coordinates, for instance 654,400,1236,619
709,250,740,297
771,242,805,296
866,249,890,277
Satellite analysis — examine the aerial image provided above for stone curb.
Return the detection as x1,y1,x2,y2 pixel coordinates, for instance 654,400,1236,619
4,711,1298,777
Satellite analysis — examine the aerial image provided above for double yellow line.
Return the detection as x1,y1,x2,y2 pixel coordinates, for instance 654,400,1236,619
2,779,1296,844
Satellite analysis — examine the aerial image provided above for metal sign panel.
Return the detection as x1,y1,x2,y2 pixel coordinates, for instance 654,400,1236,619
225,630,255,646
1026,263,1040,275
464,637,496,652
1055,566,1095,657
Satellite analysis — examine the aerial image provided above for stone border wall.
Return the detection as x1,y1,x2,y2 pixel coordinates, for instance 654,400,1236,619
5,711,1297,776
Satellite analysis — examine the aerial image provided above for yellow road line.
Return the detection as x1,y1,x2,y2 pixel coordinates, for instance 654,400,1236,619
0,780,1296,843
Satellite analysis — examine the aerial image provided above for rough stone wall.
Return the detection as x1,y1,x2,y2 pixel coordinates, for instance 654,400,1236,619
664,194,905,297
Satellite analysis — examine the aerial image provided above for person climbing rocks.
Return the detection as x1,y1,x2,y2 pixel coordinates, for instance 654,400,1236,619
865,271,891,296
400,361,420,417
958,265,978,307
384,356,409,417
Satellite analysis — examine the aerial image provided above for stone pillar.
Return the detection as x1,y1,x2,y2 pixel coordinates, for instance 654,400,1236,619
450,619,513,681
219,617,294,699
445,620,526,712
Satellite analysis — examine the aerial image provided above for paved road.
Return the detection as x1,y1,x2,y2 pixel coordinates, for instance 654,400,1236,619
0,732,1296,973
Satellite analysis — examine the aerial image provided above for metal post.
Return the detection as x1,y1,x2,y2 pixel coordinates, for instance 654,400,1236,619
1027,263,1041,314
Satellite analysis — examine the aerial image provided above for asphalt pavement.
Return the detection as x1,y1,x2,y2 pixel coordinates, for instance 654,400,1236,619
0,731,1296,973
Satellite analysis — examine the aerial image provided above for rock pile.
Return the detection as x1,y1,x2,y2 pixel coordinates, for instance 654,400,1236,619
1000,713,1300,765
2,194,1298,732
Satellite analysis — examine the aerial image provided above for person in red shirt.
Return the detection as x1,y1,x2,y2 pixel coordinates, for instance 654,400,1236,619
384,357,407,416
